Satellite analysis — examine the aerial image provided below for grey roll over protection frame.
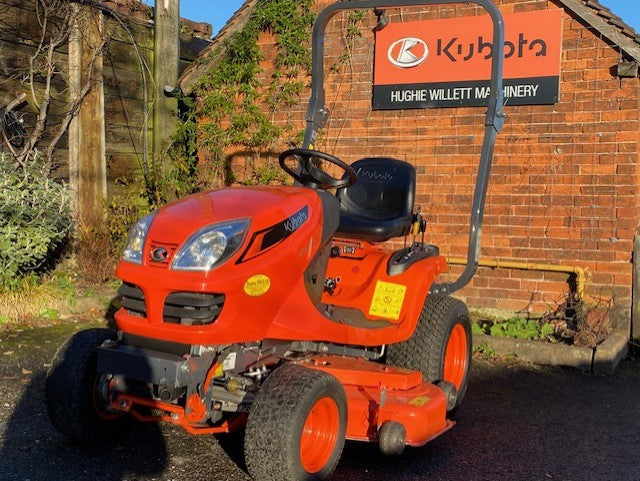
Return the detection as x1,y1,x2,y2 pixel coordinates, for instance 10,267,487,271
302,0,507,295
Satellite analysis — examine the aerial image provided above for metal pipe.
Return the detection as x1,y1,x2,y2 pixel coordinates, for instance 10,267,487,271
446,257,589,299
304,0,506,295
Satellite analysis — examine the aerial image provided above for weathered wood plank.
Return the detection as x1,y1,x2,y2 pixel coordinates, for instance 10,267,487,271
106,152,143,180
153,0,179,162
0,40,69,92
0,76,69,113
105,17,154,49
0,2,70,54
103,64,149,100
76,7,106,226
103,39,153,74
105,102,148,127
105,123,148,148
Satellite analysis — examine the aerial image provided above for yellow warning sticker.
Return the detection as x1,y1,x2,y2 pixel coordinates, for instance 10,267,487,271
409,396,431,407
369,280,407,321
244,274,271,297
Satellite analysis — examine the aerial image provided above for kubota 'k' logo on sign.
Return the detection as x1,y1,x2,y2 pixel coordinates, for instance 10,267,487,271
388,37,429,68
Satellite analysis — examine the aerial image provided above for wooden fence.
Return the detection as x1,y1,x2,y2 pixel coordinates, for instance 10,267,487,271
0,0,209,219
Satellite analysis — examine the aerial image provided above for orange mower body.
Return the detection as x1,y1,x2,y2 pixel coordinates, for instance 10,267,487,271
45,1,507,480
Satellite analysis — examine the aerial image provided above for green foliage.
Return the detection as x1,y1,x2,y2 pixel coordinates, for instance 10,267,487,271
39,307,60,321
331,10,366,72
100,0,315,269
162,95,201,202
105,185,151,257
471,322,484,336
540,322,555,339
474,317,556,341
0,152,71,291
49,271,76,303
122,0,315,230
190,0,315,185
474,342,497,358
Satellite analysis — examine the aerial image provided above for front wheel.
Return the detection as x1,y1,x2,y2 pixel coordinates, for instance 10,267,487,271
244,364,347,481
386,295,472,412
45,328,129,443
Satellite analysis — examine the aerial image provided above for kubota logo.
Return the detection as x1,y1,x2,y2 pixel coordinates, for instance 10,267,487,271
150,246,169,262
388,37,429,68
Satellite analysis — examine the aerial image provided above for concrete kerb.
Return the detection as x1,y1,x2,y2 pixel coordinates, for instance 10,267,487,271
592,333,630,375
473,332,630,375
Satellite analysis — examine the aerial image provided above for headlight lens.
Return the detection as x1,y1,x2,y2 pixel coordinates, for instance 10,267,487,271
122,212,156,265
171,219,250,271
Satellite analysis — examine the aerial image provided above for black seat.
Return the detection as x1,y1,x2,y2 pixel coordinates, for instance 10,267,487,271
335,157,416,242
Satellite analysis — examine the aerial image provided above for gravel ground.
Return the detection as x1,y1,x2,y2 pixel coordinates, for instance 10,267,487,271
0,322,639,481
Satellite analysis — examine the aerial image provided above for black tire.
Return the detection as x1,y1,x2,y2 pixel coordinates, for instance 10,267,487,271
386,295,472,411
244,364,347,481
45,328,129,443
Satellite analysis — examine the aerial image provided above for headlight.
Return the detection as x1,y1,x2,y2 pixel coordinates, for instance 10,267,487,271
171,219,250,271
122,212,156,265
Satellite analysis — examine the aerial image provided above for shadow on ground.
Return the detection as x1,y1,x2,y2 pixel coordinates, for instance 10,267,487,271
333,357,640,481
0,323,639,481
0,353,168,481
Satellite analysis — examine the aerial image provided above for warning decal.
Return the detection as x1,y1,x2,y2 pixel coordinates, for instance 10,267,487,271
369,281,407,321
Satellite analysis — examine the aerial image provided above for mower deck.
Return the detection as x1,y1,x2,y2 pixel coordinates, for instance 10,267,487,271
106,354,451,448
303,355,453,446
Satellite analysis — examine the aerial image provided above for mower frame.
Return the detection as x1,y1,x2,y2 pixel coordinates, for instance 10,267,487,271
302,0,506,296
46,3,509,479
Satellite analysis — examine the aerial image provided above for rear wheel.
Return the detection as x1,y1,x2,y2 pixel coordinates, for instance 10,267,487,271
45,328,129,443
244,364,347,481
386,295,472,411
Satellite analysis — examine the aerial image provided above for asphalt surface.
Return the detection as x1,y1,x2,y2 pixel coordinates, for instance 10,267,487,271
0,322,639,481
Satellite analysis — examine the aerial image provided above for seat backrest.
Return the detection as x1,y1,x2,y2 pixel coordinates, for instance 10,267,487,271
336,157,416,221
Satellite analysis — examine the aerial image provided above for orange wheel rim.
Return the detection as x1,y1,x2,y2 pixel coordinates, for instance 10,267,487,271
300,397,339,473
443,323,468,390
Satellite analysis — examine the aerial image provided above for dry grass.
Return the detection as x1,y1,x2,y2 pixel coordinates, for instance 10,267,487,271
0,280,70,322
75,225,117,284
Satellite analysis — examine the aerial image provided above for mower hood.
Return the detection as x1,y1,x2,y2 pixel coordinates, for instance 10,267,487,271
148,186,315,247
138,185,332,272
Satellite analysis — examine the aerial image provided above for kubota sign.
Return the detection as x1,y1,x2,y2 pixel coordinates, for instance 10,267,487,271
373,9,563,109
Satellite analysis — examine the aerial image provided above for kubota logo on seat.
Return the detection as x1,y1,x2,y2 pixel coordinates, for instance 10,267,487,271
388,37,429,68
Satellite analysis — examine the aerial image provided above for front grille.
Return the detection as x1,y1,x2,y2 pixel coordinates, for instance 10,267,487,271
118,283,224,326
163,292,225,326
148,240,179,269
118,283,146,317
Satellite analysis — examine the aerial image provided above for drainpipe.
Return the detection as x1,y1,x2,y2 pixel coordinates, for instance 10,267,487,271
446,257,589,299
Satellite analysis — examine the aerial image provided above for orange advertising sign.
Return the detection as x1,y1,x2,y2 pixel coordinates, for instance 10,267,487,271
373,9,563,109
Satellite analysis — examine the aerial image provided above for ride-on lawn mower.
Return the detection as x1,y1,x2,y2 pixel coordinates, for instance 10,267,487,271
46,1,506,479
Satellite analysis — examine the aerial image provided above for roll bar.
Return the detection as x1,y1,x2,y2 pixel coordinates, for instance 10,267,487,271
302,0,506,295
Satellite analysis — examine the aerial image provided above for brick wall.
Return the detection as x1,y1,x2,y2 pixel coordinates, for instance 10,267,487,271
224,0,640,328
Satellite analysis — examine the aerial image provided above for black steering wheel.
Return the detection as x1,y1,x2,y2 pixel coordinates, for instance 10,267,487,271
279,148,357,190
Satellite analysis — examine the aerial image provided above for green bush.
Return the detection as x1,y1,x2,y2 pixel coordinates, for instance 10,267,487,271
0,152,71,290
474,317,556,341
105,185,151,257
